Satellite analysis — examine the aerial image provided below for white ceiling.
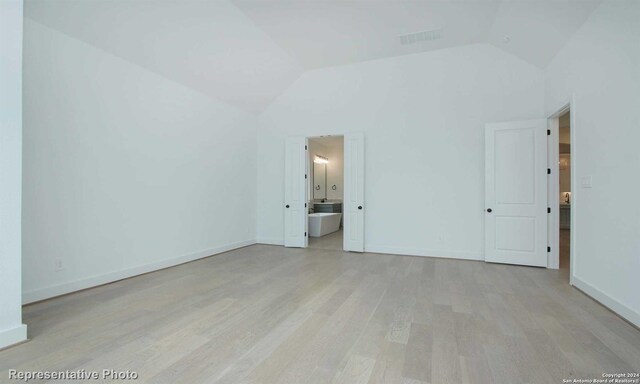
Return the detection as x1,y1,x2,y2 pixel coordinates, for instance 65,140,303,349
559,111,570,129
233,0,503,70
234,0,601,70
25,0,304,113
310,135,344,148
486,0,602,68
25,0,602,113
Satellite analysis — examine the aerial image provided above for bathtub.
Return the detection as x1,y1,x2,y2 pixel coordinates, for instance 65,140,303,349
308,213,342,237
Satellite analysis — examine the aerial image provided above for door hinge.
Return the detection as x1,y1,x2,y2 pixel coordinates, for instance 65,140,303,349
547,129,551,136
547,168,551,175
305,174,307,179
305,145,308,150
547,246,551,253
547,207,551,213
304,232,307,237
305,203,307,208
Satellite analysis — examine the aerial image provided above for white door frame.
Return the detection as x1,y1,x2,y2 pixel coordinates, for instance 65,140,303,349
284,137,309,248
547,98,576,284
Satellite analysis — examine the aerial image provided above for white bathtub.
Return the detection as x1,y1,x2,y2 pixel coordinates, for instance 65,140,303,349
308,213,342,237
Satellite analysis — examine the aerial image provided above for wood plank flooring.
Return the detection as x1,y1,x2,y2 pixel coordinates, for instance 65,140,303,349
1,244,639,383
560,229,570,270
308,230,343,251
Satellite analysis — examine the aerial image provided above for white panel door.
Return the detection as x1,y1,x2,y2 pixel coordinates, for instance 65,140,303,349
344,132,365,252
284,137,308,248
485,120,547,266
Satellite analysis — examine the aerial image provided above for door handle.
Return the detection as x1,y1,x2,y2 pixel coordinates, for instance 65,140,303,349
358,206,363,210
486,208,492,213
286,205,290,208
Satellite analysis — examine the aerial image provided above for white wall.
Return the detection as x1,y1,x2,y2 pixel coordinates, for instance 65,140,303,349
0,0,28,349
545,0,640,326
256,44,545,253
22,20,257,303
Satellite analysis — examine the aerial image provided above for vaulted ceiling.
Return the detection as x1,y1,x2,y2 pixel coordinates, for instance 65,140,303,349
25,0,602,113
25,0,304,113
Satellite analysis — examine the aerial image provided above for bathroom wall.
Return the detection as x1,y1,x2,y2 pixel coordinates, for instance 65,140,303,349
559,119,571,200
559,154,571,202
325,139,344,201
308,137,344,202
308,140,327,201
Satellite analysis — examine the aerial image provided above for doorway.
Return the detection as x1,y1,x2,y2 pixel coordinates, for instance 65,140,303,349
558,110,571,274
547,103,574,282
481,110,576,272
307,136,344,251
283,133,364,252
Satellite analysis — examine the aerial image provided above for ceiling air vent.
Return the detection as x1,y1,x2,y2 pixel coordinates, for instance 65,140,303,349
398,28,443,45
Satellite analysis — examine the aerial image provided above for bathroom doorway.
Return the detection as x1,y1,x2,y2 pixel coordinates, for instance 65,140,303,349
548,103,574,282
284,133,363,251
558,110,571,274
307,136,344,251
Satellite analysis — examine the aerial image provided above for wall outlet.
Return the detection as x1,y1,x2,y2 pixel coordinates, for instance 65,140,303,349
54,258,64,272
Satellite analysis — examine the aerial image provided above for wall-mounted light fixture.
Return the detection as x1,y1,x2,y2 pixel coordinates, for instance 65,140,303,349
314,155,329,164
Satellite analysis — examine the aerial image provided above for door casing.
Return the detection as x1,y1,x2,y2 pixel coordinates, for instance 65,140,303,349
547,99,576,282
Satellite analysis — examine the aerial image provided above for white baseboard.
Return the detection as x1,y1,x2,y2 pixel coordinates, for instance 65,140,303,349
364,245,484,261
572,276,640,328
256,237,284,246
0,324,27,350
23,240,256,304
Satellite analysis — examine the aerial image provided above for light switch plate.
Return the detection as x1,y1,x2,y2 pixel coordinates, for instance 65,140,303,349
581,176,593,188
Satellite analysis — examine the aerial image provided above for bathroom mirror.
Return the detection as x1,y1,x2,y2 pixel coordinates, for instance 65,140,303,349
313,162,326,199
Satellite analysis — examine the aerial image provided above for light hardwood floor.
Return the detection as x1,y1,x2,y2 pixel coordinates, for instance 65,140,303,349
308,230,343,251
560,229,570,271
1,244,639,383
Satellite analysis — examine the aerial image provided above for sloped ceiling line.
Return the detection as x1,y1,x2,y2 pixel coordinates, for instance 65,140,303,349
25,0,602,114
25,0,304,113
24,17,255,116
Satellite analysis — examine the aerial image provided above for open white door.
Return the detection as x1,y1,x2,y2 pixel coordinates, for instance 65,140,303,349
284,137,308,248
485,120,547,267
344,133,365,252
